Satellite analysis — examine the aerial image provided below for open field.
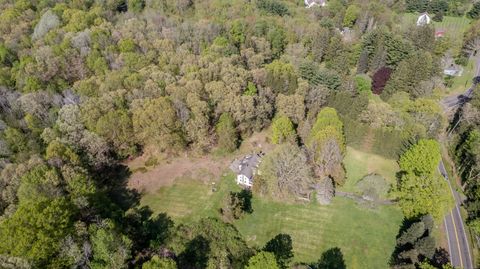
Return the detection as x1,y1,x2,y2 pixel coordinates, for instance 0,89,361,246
235,196,403,268
401,13,470,53
141,174,403,268
340,146,399,195
140,174,240,222
139,147,404,268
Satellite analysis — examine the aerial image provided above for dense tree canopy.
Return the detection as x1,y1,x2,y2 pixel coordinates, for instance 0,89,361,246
396,140,453,219
0,0,463,267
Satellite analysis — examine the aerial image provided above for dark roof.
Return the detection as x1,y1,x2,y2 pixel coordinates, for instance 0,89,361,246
239,154,262,180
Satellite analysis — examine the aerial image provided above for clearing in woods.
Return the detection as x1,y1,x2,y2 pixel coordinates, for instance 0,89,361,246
137,147,404,268
127,130,273,193
127,156,228,192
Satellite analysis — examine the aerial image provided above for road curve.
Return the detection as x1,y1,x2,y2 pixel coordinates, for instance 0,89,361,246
441,56,480,110
439,161,474,269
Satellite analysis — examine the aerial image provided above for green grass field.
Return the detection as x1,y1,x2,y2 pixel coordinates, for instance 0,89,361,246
141,175,241,222
140,148,404,268
449,58,476,94
341,147,399,195
402,13,470,53
235,197,402,268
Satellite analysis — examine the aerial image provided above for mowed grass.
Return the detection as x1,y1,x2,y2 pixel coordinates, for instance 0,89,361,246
141,174,242,222
449,58,476,95
235,197,403,268
140,147,404,268
341,146,399,194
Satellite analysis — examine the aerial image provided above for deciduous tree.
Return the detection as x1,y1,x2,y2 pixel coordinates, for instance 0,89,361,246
271,116,296,144
0,198,75,266
131,97,184,152
245,251,279,269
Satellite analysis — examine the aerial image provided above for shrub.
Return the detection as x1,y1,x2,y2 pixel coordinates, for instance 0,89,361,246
354,75,372,94
145,156,158,167
356,174,390,200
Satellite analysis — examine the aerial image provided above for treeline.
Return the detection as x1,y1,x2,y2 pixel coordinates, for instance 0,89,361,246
0,0,467,267
447,20,480,249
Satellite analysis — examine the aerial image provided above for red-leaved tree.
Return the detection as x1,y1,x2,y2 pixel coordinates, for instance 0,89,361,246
371,67,392,95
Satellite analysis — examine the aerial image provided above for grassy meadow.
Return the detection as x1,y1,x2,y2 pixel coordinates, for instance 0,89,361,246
139,148,404,268
340,146,399,195
401,13,470,54
235,197,403,268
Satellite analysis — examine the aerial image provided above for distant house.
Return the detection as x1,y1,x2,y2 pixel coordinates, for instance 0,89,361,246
234,153,263,187
340,27,354,42
305,0,326,8
416,13,431,26
444,64,463,77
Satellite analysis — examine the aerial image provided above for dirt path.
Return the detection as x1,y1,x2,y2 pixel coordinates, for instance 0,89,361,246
361,128,375,153
336,191,395,205
128,156,229,193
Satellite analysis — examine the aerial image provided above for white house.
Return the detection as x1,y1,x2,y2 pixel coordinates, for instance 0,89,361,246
305,0,326,8
444,64,463,77
416,13,431,26
235,153,263,187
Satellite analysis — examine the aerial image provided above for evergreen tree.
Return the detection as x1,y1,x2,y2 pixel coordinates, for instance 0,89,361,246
215,113,238,153
264,234,293,269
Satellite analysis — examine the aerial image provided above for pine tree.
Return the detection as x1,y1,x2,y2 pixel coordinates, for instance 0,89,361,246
356,49,369,74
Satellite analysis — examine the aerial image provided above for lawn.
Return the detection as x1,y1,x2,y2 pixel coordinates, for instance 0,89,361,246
140,174,241,222
449,58,476,95
340,146,399,195
235,197,403,268
140,148,404,268
401,13,470,53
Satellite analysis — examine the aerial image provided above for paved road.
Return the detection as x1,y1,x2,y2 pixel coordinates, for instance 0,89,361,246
439,161,474,269
441,56,480,109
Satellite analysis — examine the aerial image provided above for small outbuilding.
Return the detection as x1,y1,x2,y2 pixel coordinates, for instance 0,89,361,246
435,30,446,39
416,13,431,26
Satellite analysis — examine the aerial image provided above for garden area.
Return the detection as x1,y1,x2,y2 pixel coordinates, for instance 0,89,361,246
138,147,404,268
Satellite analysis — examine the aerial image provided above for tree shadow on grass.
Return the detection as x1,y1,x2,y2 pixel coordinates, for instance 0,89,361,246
178,235,211,269
315,247,346,269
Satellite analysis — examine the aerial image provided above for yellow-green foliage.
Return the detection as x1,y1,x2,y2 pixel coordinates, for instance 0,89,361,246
399,139,441,176
265,60,298,94
271,115,295,144
396,139,453,219
308,107,345,150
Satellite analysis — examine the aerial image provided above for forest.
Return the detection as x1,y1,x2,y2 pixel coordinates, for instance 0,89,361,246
0,0,479,268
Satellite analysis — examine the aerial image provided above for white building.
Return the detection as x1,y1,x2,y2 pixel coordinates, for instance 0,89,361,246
444,64,463,77
235,153,262,187
416,13,431,26
305,0,326,8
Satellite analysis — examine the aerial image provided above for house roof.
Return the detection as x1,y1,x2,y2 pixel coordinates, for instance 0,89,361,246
305,0,326,7
435,30,445,37
239,153,262,180
417,13,431,26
